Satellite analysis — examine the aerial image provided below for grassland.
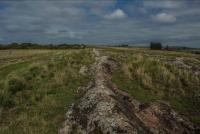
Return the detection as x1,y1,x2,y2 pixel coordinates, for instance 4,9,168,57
0,49,94,134
0,48,199,133
100,47,200,125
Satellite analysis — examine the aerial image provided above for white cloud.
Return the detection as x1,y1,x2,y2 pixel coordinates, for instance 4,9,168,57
0,0,199,47
104,9,126,20
152,13,176,23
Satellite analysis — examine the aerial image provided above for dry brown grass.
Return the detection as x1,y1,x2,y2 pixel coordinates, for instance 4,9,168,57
0,49,94,134
108,47,200,125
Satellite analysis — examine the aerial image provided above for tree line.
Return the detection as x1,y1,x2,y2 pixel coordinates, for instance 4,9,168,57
0,43,86,49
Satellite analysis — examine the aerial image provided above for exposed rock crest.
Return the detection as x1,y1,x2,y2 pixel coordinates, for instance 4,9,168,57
59,49,198,134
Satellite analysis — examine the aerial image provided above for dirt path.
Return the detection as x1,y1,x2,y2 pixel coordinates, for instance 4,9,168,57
59,49,197,134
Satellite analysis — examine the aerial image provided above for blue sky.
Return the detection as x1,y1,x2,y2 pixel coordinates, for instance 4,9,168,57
0,0,200,47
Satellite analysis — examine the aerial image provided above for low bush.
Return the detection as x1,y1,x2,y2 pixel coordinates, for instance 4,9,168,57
7,78,26,95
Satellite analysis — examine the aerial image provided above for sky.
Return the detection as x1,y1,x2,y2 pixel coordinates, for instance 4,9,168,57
0,0,200,48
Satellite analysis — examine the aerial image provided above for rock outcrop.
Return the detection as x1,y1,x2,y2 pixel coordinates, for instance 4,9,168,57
59,49,198,134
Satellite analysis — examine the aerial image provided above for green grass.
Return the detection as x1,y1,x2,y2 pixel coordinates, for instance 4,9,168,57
191,117,200,124
112,69,158,103
0,61,32,80
0,47,199,133
0,49,94,134
108,47,200,125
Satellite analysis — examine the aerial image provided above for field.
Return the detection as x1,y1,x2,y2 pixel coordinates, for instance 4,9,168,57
102,48,200,124
0,49,94,134
0,48,199,133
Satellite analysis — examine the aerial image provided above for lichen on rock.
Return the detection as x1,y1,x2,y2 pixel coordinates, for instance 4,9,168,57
59,49,198,134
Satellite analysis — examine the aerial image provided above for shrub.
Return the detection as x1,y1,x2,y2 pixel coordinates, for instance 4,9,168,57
7,78,26,95
0,93,14,107
29,66,42,77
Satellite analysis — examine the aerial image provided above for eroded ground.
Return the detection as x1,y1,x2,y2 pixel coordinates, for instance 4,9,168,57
102,48,200,126
60,49,199,134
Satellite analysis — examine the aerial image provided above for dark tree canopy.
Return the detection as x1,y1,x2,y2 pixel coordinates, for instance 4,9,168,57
150,42,162,50
0,43,86,50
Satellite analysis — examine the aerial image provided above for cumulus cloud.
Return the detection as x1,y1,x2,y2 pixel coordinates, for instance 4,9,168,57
104,9,127,20
0,0,199,47
152,13,176,23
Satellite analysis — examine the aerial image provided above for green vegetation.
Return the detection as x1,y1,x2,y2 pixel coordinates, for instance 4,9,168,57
0,49,94,134
103,48,200,125
0,43,86,50
0,61,32,79
150,42,162,50
0,47,199,133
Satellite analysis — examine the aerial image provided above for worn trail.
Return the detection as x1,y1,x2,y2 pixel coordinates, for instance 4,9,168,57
60,49,197,134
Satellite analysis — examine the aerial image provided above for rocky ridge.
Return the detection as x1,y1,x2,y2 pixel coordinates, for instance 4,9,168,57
59,49,198,134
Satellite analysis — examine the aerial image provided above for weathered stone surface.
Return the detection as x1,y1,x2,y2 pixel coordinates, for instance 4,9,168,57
59,49,198,134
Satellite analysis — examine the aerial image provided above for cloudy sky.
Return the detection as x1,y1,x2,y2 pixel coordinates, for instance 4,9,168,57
0,0,200,47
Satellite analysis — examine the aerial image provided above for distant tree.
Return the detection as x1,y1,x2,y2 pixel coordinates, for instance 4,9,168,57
150,42,162,50
117,44,129,47
165,45,169,50
0,43,87,49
